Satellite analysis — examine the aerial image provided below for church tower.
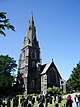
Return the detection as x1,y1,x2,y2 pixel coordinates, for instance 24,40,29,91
18,15,41,94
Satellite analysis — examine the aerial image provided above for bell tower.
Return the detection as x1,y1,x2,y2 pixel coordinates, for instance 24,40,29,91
18,15,41,94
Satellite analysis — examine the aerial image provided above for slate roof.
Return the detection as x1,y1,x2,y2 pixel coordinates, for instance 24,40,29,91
41,61,52,75
40,61,62,79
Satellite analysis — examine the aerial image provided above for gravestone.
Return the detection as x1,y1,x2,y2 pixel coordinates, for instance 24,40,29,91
13,96,19,107
0,97,2,106
23,99,28,107
27,103,32,107
49,96,52,104
7,98,11,107
39,102,44,107
32,97,35,105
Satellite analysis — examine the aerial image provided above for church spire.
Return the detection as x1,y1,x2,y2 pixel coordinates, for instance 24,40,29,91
29,13,34,26
24,14,38,48
18,15,41,94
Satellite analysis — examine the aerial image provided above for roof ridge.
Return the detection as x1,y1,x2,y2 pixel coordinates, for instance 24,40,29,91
41,61,52,75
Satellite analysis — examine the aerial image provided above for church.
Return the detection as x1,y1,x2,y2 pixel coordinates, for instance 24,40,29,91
18,15,62,94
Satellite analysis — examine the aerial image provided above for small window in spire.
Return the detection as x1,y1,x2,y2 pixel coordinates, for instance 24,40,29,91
29,26,32,30
28,38,31,44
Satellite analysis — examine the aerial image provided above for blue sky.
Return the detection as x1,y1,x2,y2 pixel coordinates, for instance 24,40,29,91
0,0,80,80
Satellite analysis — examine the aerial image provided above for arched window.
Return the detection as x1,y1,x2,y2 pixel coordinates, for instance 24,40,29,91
32,50,36,59
32,51,35,58
48,68,57,85
32,61,35,67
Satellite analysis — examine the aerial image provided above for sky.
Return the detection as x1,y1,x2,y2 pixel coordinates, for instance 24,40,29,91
0,0,80,80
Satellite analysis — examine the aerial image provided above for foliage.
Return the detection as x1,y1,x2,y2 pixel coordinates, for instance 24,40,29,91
47,86,61,95
52,86,61,94
0,55,17,73
0,55,17,95
0,12,15,36
67,62,80,92
47,87,53,94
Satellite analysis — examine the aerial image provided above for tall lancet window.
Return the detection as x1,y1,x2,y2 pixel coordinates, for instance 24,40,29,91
31,50,36,59
32,61,35,67
32,51,35,58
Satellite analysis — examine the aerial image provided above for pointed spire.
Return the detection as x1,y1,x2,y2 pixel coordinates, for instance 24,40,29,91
23,14,39,48
52,59,53,62
29,12,34,25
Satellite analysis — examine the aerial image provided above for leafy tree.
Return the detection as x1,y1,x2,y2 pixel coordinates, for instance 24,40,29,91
52,86,61,94
0,12,15,36
0,55,17,95
67,62,80,92
47,87,53,94
47,86,61,95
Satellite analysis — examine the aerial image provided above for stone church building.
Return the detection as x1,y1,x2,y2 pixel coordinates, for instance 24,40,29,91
18,15,62,94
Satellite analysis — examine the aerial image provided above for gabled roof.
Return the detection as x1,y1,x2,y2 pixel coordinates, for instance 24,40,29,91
41,60,62,79
41,61,52,75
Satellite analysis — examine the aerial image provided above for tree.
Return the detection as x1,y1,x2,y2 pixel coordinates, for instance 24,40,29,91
52,86,61,94
0,12,15,36
67,62,80,92
47,87,53,95
0,55,17,95
47,86,61,95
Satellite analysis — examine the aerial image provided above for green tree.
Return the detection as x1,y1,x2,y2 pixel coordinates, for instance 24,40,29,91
47,86,61,95
0,55,17,95
47,87,53,94
52,86,61,94
0,12,15,36
67,62,80,92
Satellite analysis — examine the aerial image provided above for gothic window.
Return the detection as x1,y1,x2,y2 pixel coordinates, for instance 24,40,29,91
48,68,56,85
50,68,57,83
32,51,35,58
32,50,36,59
28,38,31,44
29,26,32,30
32,61,35,67
35,52,36,58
